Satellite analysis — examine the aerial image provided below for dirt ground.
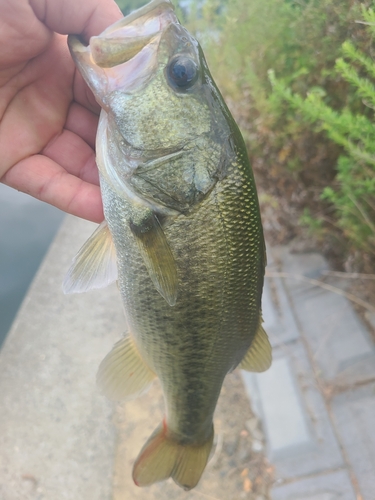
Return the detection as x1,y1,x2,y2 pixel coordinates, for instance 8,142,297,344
112,370,274,500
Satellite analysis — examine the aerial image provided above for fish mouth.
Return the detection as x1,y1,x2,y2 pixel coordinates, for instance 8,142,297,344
68,0,178,102
90,0,177,68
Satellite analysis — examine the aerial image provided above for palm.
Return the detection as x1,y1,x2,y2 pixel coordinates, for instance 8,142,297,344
0,0,121,222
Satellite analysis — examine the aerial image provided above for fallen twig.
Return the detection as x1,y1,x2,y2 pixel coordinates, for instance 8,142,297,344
321,270,375,280
266,271,375,312
195,490,221,500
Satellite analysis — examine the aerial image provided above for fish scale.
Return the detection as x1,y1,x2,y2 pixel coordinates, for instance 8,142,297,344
100,151,263,441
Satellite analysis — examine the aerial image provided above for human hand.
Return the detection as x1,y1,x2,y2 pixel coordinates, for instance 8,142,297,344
0,0,122,223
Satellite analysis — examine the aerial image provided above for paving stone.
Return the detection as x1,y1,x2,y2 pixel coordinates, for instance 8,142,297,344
0,217,122,500
262,277,300,347
271,247,375,386
331,383,375,500
365,311,375,330
261,244,300,347
271,469,356,500
246,357,312,460
270,247,329,285
242,341,344,480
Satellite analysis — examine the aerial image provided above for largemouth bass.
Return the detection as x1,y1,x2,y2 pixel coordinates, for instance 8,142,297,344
64,0,271,491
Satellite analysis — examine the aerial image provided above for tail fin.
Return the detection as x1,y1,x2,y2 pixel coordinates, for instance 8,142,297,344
132,421,214,491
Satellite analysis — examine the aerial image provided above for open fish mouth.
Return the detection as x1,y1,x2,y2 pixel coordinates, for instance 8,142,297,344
90,0,177,67
68,0,178,100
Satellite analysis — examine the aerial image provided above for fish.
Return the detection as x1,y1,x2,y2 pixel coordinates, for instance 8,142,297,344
64,0,271,491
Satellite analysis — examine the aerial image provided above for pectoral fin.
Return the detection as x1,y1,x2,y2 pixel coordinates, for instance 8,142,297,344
239,319,272,372
130,212,178,306
97,336,156,401
63,221,118,294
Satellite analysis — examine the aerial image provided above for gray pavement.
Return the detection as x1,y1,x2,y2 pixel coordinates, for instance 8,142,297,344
1,216,375,500
0,217,123,500
243,245,375,500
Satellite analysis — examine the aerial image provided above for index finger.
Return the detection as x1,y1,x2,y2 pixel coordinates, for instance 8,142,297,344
30,0,123,41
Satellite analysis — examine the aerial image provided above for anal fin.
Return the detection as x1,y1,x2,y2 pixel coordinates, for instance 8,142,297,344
239,318,272,372
97,336,155,401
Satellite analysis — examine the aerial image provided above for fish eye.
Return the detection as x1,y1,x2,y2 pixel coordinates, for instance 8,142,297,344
167,56,198,90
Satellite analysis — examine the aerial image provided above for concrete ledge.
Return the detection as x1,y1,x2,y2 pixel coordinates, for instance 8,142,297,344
0,216,124,500
243,342,344,481
331,383,375,500
271,246,375,386
243,357,312,461
262,248,300,347
242,244,375,499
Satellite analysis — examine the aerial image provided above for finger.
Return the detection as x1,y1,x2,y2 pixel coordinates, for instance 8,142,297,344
30,0,123,40
0,0,52,69
42,129,100,186
0,33,73,176
64,102,98,150
2,155,104,223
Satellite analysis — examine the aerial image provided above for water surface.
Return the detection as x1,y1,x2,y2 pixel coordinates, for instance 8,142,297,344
0,185,64,346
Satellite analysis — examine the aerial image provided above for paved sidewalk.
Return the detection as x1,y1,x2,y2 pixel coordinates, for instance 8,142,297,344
1,216,374,500
0,216,270,500
0,217,124,500
242,246,375,500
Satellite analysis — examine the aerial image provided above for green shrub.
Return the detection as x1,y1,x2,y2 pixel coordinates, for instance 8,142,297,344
269,7,375,254
182,0,375,266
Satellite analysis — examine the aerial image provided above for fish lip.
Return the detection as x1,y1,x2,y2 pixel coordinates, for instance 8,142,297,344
68,0,179,102
89,0,177,68
100,0,175,36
